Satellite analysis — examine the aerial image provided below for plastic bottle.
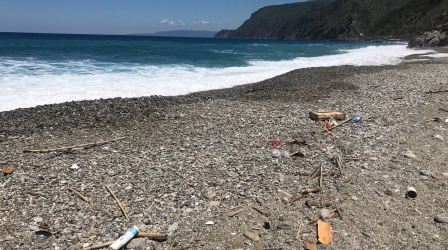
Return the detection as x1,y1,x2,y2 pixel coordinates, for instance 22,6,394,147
109,226,139,250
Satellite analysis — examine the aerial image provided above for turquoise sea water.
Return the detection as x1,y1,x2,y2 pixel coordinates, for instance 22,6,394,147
0,32,423,111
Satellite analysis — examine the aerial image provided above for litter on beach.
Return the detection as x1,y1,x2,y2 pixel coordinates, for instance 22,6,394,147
309,111,346,121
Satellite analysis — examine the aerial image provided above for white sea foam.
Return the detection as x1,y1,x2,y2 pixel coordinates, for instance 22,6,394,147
0,45,436,111
421,53,448,58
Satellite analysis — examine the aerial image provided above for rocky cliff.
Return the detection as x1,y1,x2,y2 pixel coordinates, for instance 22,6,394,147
216,0,448,40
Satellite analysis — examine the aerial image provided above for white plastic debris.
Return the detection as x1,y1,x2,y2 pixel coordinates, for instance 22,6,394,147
110,226,139,250
70,164,79,170
205,221,215,225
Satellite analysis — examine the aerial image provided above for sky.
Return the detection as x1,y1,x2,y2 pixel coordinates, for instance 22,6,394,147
0,0,303,34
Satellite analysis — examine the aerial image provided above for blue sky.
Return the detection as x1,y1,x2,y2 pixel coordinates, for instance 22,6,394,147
0,0,303,34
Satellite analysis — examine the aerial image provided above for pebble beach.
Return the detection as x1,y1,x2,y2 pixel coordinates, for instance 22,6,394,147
0,55,448,249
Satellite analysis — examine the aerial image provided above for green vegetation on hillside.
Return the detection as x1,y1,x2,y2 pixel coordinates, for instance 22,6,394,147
216,0,448,40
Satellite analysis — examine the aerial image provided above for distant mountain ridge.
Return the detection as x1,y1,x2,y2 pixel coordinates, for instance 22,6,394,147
133,30,217,38
216,0,448,40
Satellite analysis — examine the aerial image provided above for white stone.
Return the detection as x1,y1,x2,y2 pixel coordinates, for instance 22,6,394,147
33,216,43,223
434,134,444,141
167,222,179,233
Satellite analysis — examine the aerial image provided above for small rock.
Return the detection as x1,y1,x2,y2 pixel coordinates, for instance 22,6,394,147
434,134,444,141
361,230,372,238
272,149,281,158
29,225,40,231
384,189,394,196
434,214,448,224
167,222,178,234
419,170,432,177
281,150,291,159
70,164,79,170
351,196,359,201
209,201,221,208
243,231,260,241
277,223,291,230
263,221,271,229
205,221,215,225
33,217,43,223
125,237,146,250
204,188,216,199
402,150,417,160
320,208,333,220
230,239,245,250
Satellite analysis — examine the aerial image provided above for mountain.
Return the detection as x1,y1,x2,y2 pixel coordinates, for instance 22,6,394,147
133,30,217,38
216,0,448,40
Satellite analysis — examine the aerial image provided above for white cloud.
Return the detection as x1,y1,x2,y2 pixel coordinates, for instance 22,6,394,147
160,19,176,25
160,19,186,26
192,20,211,26
160,19,211,27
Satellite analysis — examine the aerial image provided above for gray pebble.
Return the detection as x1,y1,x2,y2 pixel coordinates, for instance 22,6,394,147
402,150,418,160
419,170,432,177
434,214,448,224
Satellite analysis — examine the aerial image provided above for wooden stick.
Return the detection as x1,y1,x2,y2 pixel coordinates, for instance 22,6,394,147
301,187,321,195
296,222,302,240
425,89,448,94
252,206,270,217
83,242,111,250
23,137,125,153
439,108,448,113
228,208,245,217
82,232,167,250
326,118,351,131
334,155,343,175
335,203,344,221
137,232,167,240
319,164,323,188
68,187,90,203
105,185,129,220
305,165,321,184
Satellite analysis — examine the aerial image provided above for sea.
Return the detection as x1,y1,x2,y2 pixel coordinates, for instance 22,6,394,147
0,32,433,112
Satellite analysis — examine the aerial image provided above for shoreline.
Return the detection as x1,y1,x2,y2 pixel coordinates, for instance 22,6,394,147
0,56,447,249
0,45,446,114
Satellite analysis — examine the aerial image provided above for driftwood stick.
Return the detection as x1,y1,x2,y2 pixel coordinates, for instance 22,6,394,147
23,137,125,153
137,232,167,240
327,118,351,131
296,222,302,240
68,187,90,203
82,242,111,250
252,206,270,217
334,155,343,175
301,187,321,195
335,203,344,221
105,185,129,220
425,89,448,94
319,164,323,188
305,165,321,184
